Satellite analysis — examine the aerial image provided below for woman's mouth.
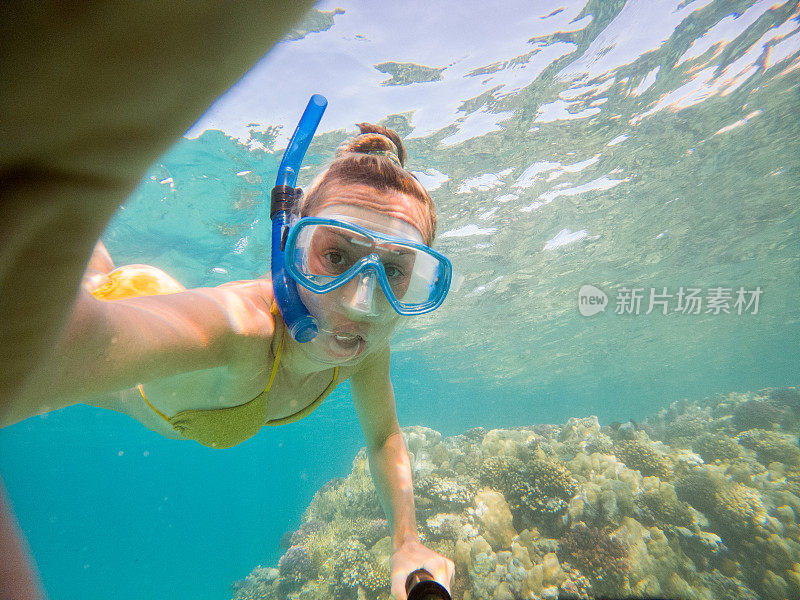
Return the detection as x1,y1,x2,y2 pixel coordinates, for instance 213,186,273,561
321,329,366,360
333,332,363,349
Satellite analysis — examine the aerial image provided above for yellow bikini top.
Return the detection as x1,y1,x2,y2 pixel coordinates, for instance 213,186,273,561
138,303,339,449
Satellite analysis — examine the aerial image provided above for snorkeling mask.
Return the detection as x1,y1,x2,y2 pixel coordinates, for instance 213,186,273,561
285,209,453,316
270,95,454,364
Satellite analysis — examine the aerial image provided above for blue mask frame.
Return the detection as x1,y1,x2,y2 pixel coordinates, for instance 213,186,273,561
284,216,453,315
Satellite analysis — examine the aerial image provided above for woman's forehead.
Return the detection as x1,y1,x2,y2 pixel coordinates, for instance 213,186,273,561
313,203,424,242
311,185,426,240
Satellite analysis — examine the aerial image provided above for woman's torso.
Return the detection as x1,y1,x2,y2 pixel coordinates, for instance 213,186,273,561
89,280,359,440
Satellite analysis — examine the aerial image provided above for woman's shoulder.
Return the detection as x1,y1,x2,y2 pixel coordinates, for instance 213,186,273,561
214,277,277,337
216,275,273,295
204,277,279,385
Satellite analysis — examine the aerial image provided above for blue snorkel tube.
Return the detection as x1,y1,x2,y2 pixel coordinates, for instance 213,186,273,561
271,94,328,342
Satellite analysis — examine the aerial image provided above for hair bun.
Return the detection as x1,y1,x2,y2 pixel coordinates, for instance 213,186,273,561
300,122,437,245
337,123,407,167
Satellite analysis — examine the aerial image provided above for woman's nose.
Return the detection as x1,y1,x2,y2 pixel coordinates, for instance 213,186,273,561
345,269,379,316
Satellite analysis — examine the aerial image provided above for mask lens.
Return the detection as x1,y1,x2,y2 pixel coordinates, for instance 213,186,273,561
291,220,448,309
389,249,440,305
294,223,373,285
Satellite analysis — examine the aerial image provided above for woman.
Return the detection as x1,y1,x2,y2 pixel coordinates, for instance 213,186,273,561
6,123,456,599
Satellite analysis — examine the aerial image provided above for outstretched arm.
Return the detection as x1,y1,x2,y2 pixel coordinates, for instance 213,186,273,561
0,482,42,600
0,1,315,408
351,345,417,545
350,346,454,600
2,279,274,427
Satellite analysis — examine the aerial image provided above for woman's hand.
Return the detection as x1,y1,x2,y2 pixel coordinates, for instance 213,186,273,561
390,538,454,600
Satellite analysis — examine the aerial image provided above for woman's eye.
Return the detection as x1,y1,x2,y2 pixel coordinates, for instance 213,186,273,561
324,251,344,266
385,264,405,278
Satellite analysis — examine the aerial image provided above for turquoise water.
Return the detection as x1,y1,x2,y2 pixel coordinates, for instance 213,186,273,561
2,0,799,598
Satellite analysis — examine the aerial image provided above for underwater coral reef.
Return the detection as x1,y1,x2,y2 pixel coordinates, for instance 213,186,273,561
231,386,800,600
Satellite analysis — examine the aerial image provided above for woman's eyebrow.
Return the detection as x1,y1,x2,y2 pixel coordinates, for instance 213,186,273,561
383,245,415,256
332,229,416,256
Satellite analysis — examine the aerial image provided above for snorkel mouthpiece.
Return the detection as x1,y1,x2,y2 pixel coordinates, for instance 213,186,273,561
271,94,328,342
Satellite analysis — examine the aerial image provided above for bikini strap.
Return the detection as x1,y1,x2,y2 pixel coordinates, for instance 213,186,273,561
265,333,283,394
263,299,340,426
266,301,284,394
139,384,172,424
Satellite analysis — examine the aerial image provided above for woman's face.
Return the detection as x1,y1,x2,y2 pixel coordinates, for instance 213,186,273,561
295,184,428,365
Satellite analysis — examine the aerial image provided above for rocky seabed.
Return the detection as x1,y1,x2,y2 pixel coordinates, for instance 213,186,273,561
232,387,800,600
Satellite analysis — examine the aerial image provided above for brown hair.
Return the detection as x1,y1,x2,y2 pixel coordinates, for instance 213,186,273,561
298,123,437,245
